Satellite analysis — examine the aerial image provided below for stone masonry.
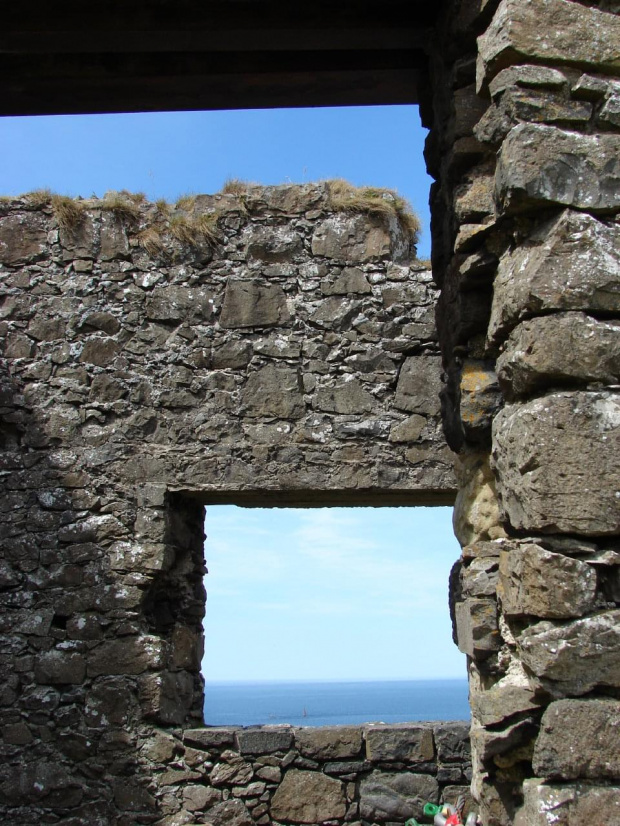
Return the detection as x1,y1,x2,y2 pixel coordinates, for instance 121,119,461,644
0,185,457,825
428,0,620,823
2,0,620,822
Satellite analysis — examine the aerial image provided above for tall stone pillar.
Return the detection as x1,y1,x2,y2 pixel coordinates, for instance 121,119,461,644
431,0,620,821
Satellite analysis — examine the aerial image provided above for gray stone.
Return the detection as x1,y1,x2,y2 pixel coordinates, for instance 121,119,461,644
434,723,471,763
515,778,620,826
312,214,402,263
455,598,500,658
87,636,165,677
517,610,620,694
499,543,597,618
34,651,86,685
145,285,216,323
183,784,221,812
389,415,426,443
533,698,620,780
246,226,303,262
321,267,372,295
394,356,442,415
210,757,253,786
497,313,620,398
495,123,620,215
236,728,293,754
0,212,49,265
183,728,236,749
315,379,375,414
359,771,439,822
212,339,253,369
242,365,305,419
488,210,620,343
205,798,254,826
478,0,620,89
220,280,290,328
493,392,620,535
270,769,346,823
488,65,568,99
462,557,499,598
365,725,434,763
294,726,363,760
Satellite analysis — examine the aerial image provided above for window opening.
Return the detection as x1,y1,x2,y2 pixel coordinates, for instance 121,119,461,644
202,505,467,727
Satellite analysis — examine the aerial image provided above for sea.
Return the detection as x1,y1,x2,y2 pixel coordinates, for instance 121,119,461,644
203,679,469,727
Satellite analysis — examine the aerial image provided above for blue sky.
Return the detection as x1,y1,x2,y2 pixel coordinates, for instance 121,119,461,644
0,105,464,680
0,106,432,257
204,506,463,681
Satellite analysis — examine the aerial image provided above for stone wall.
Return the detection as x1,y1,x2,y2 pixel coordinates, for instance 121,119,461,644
0,186,458,825
130,722,471,826
426,0,620,823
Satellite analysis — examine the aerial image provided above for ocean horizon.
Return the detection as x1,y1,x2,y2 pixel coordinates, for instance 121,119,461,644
203,678,470,727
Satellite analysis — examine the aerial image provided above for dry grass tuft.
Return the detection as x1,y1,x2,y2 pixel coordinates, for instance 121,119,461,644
169,212,221,247
136,227,164,256
23,189,53,208
220,178,249,196
155,198,171,216
51,195,84,230
175,194,197,211
101,191,141,220
326,179,420,242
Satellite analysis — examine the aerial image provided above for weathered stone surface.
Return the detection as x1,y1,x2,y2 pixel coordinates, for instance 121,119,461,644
434,723,471,764
315,379,375,414
389,414,426,443
455,598,500,658
458,360,501,443
205,798,254,826
461,556,499,598
498,543,597,618
236,728,293,754
359,771,439,822
515,778,620,826
495,124,620,215
241,365,304,419
246,226,303,262
488,65,568,100
87,636,164,677
533,698,620,780
488,210,620,343
493,392,620,535
321,267,372,295
183,728,236,749
312,214,405,263
0,212,48,265
365,725,434,763
294,726,363,760
517,610,620,694
453,452,507,546
394,356,442,415
220,280,290,328
478,0,620,89
498,313,620,398
270,769,346,823
210,756,253,786
34,650,86,685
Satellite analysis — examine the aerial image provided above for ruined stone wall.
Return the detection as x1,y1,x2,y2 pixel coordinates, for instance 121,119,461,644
426,0,620,823
0,186,457,825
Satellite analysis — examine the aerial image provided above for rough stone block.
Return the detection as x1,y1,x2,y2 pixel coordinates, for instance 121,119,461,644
245,226,303,262
365,724,435,763
87,636,165,677
34,650,86,685
312,214,407,264
183,728,236,749
533,698,620,780
488,210,620,344
394,355,442,416
235,727,293,754
478,0,620,89
434,723,471,764
0,212,49,265
359,771,439,822
497,313,620,398
453,452,506,547
515,778,620,826
270,769,346,823
220,280,290,328
493,392,620,535
294,726,363,760
315,379,376,414
455,598,500,658
495,124,620,215
241,365,304,419
517,609,620,695
498,543,597,618
205,798,254,826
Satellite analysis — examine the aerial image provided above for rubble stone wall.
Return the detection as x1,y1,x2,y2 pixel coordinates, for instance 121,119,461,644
427,0,620,823
0,187,458,825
